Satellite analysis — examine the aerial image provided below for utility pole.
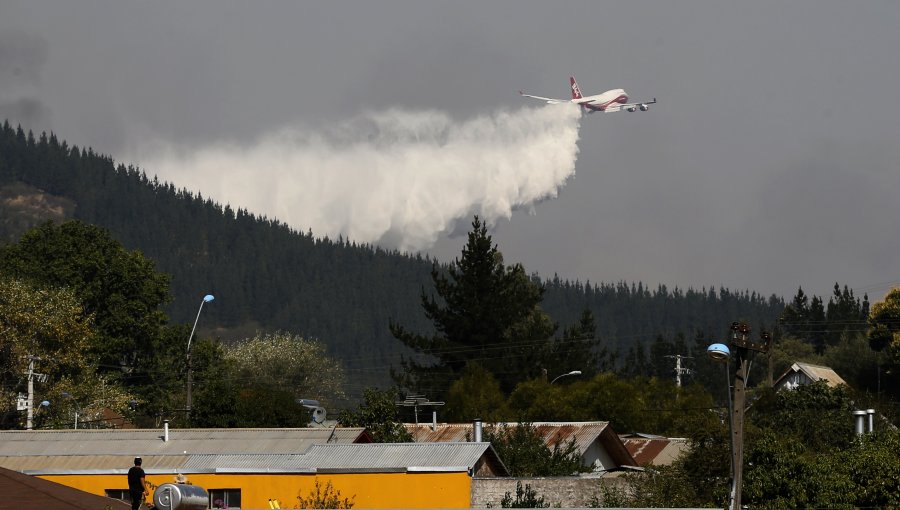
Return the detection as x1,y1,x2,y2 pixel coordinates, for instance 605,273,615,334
24,355,46,430
665,354,693,387
726,322,772,510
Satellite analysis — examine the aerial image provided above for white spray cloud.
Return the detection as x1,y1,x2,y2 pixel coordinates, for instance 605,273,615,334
135,104,582,251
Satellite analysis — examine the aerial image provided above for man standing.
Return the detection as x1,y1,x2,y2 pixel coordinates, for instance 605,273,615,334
127,457,147,510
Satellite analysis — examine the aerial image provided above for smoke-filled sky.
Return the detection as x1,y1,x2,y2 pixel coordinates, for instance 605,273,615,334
2,1,899,301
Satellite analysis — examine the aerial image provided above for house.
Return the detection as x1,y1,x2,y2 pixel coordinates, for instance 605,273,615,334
0,428,507,509
619,433,689,467
405,421,637,472
773,362,848,392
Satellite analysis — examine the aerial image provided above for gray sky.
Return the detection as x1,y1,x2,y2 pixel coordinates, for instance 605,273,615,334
2,1,899,302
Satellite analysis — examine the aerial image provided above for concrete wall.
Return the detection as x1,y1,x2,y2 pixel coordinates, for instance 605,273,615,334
472,475,628,508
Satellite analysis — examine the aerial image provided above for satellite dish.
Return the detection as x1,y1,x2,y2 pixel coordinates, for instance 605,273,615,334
311,406,326,425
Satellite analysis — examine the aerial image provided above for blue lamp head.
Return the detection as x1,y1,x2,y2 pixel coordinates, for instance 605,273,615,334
707,343,731,362
203,294,215,303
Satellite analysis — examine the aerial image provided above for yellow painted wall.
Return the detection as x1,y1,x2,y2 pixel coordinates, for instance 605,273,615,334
39,471,472,509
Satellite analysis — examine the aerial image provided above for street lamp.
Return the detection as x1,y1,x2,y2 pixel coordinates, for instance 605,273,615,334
707,323,772,510
186,294,214,426
60,392,81,430
550,370,582,384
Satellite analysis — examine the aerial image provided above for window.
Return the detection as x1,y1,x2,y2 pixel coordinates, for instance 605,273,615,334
105,489,132,502
209,488,241,509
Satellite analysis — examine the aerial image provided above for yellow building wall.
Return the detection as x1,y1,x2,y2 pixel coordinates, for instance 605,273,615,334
39,471,472,509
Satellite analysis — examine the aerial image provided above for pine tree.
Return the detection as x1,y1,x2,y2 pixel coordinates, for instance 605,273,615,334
390,216,557,395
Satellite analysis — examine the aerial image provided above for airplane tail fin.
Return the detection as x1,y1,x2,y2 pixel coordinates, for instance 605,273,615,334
570,76,583,99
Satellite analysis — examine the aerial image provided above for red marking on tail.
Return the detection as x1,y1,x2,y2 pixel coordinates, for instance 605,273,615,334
570,76,583,99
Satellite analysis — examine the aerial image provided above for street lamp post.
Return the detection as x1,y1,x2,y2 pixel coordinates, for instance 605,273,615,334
550,370,582,384
186,294,214,426
707,322,772,510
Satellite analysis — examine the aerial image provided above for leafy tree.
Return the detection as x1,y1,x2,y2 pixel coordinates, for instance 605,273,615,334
483,422,584,477
336,388,412,443
869,287,900,353
185,337,240,428
868,287,900,397
195,331,347,428
0,220,170,373
500,482,548,508
225,331,346,403
390,216,557,395
841,429,900,509
0,273,135,428
297,479,354,509
444,362,508,422
615,464,703,508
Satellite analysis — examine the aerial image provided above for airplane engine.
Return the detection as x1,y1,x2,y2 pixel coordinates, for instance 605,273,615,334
626,106,637,112
639,103,650,111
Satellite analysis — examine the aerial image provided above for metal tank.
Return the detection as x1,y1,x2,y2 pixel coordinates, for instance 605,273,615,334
152,483,209,510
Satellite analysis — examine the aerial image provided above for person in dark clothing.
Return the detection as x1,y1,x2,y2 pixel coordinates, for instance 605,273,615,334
127,457,147,510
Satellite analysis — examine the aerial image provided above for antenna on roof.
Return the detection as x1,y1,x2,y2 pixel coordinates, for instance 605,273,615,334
396,394,444,441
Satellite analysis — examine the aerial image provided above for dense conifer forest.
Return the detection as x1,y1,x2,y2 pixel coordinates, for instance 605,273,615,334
0,121,784,388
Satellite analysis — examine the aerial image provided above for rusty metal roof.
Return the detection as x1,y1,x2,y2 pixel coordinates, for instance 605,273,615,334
620,437,688,467
0,466,130,509
406,421,609,453
0,427,370,457
405,421,636,468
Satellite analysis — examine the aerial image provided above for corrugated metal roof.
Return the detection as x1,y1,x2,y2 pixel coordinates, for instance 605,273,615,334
774,362,848,390
621,438,688,467
794,362,848,387
1,443,508,476
0,455,189,472
405,422,635,470
0,427,369,457
298,443,501,472
406,421,609,455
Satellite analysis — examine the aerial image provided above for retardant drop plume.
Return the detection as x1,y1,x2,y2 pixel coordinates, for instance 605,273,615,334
135,104,582,251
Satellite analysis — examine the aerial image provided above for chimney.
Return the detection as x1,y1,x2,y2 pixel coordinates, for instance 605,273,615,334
853,410,867,436
867,409,875,433
163,419,170,442
432,411,437,431
473,418,482,442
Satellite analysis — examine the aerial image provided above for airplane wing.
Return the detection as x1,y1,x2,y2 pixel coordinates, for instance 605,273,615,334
611,97,658,112
518,91,568,104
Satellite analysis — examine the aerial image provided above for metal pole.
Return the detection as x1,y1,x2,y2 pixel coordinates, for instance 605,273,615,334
731,349,750,510
26,356,35,431
185,295,212,425
186,349,193,425
723,360,735,510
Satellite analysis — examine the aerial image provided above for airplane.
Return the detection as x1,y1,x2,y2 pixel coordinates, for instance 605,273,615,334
519,76,656,114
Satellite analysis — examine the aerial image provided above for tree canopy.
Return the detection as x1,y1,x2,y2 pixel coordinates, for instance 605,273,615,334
390,216,600,397
0,220,170,372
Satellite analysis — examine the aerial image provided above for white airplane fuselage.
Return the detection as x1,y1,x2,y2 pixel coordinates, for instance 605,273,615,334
574,89,628,112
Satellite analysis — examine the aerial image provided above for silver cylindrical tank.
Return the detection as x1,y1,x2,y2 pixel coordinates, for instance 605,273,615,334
153,483,209,510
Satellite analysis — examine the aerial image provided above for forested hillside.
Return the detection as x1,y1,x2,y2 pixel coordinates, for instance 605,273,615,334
0,121,784,388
